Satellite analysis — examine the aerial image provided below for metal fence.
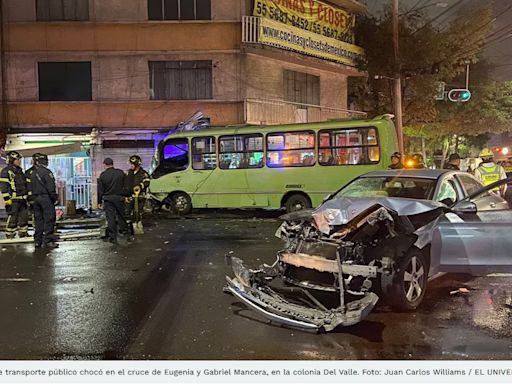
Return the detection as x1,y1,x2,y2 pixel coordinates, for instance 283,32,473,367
56,177,92,209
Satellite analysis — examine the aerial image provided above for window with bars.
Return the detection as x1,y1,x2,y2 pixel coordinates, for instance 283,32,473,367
38,62,92,101
318,128,380,166
36,0,89,21
149,61,213,100
284,70,320,106
148,0,211,20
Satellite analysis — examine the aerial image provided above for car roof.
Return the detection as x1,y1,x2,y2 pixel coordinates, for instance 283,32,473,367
360,169,457,180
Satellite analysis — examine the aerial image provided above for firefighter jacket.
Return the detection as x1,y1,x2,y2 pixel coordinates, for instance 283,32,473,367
126,168,150,196
26,165,58,203
0,164,29,202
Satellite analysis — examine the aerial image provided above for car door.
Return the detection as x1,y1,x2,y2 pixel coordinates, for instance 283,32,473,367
432,177,512,274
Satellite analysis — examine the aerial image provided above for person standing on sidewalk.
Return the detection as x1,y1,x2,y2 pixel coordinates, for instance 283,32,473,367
27,153,59,248
1,151,29,239
98,158,129,244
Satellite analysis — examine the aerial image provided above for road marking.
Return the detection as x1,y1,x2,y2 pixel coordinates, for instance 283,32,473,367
487,273,512,277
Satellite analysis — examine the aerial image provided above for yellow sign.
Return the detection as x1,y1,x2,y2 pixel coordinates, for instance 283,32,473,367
253,0,356,44
259,18,364,66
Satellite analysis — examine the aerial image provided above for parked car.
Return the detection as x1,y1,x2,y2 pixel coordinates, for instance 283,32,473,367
226,170,512,332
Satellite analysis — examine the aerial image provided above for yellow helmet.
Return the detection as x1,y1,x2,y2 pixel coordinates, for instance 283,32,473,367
479,148,494,158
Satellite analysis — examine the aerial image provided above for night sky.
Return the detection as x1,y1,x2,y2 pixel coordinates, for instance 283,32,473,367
361,0,512,80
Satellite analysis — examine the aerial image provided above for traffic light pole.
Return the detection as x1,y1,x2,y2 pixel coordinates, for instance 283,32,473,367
392,0,404,155
465,64,470,89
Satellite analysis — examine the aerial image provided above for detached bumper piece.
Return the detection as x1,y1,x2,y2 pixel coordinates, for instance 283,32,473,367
226,260,378,332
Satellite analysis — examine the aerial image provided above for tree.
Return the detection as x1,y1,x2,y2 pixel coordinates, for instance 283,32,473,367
350,4,510,163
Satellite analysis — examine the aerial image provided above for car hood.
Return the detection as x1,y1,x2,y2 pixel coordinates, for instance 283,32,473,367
281,197,445,235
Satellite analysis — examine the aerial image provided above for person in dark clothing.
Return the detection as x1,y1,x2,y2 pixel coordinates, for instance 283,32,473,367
25,153,41,200
27,153,58,248
388,152,403,169
1,151,29,239
444,153,461,171
125,155,150,233
98,158,129,243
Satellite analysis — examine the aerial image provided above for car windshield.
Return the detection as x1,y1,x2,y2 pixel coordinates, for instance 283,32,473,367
336,176,436,200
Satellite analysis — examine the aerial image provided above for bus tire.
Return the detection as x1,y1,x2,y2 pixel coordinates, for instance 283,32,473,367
168,192,192,215
285,193,311,213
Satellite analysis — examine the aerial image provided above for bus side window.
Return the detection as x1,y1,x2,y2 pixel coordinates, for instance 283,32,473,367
192,136,217,170
219,134,263,170
266,131,315,168
318,128,380,166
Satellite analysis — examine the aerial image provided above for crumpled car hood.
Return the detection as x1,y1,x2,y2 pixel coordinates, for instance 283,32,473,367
312,197,446,234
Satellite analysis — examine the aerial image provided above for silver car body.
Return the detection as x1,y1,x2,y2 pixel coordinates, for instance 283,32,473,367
226,170,512,331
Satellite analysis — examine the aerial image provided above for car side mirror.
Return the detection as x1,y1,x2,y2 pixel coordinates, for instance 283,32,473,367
452,201,477,214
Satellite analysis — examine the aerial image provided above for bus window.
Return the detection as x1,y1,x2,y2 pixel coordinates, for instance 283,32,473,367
318,127,380,166
219,134,263,169
266,131,315,168
162,138,189,170
192,137,217,170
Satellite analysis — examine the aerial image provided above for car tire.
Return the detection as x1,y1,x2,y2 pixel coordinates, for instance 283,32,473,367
389,248,427,311
168,192,192,215
285,194,311,213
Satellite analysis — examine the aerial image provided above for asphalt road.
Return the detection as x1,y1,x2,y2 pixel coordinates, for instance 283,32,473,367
1,212,512,360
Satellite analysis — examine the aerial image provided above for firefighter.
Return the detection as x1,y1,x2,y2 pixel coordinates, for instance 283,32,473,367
475,148,507,196
28,153,59,248
1,151,29,239
125,155,150,234
25,153,42,199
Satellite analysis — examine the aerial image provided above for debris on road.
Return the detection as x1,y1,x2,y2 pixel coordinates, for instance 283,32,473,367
450,287,470,295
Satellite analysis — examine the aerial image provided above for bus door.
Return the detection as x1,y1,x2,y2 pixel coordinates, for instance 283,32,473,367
216,134,268,208
189,137,218,208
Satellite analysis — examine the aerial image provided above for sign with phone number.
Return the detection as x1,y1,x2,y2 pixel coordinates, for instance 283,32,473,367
253,0,356,44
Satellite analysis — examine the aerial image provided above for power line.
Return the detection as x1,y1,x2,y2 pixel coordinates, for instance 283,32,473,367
412,0,467,35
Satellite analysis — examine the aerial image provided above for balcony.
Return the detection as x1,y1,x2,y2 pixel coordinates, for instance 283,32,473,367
244,98,366,125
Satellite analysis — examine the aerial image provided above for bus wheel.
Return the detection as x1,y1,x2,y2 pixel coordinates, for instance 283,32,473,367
285,194,311,213
168,192,192,215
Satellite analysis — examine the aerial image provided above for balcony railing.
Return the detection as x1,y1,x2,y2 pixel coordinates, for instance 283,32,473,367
244,98,366,125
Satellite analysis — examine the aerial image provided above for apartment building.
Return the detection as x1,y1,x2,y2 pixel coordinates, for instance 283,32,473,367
0,0,366,207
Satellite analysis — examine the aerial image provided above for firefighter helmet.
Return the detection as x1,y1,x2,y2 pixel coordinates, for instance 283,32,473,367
129,155,142,166
479,148,494,159
7,151,22,164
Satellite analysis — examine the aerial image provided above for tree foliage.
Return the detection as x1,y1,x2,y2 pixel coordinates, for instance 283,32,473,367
351,3,512,157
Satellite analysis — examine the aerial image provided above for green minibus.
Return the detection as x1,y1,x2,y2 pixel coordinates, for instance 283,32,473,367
149,115,398,214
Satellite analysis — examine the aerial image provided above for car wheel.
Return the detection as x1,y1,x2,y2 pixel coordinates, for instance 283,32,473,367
168,192,192,215
285,194,311,213
390,248,427,311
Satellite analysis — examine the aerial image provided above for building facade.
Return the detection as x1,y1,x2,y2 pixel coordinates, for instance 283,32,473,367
0,0,366,208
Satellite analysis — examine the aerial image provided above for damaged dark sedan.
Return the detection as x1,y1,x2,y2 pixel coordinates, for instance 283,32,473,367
226,170,512,332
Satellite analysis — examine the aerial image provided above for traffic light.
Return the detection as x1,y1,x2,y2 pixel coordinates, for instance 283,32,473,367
448,89,471,102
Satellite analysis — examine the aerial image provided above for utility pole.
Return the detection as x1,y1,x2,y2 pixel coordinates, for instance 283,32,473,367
392,0,404,155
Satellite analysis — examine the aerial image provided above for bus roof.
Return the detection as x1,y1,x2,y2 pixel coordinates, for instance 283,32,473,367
161,116,394,141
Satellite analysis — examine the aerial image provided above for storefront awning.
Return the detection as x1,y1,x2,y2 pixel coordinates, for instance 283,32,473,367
10,143,83,157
